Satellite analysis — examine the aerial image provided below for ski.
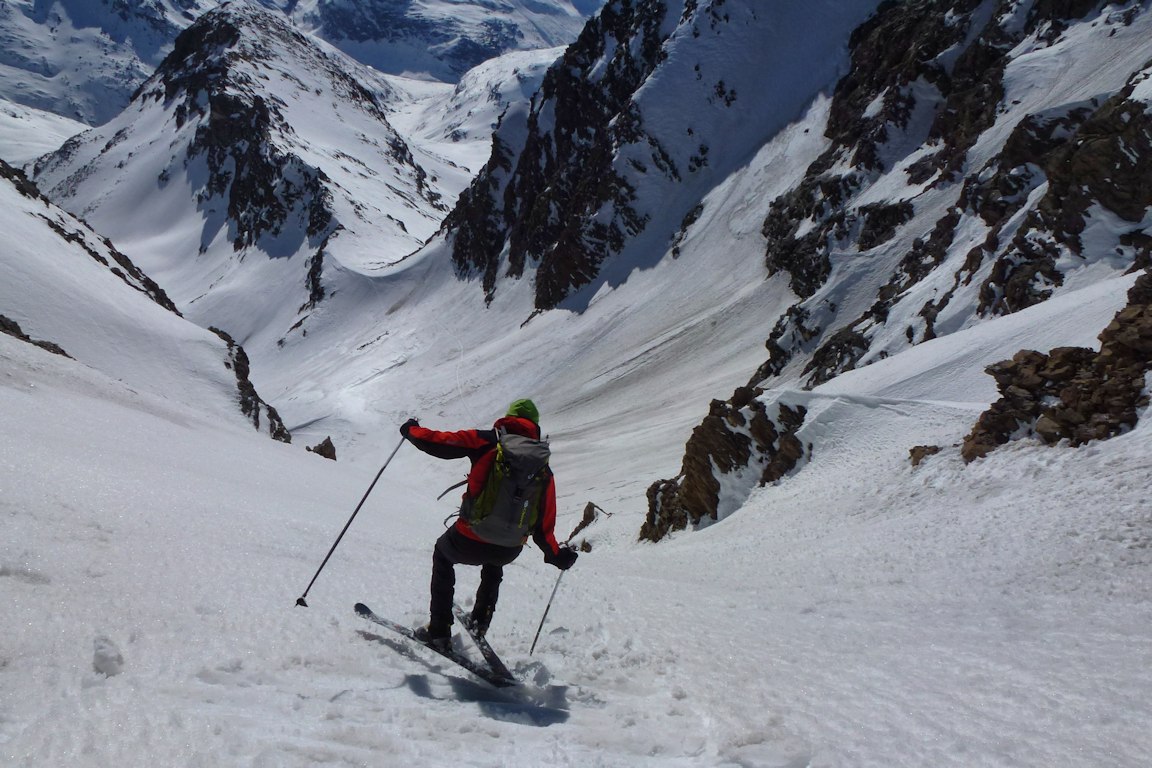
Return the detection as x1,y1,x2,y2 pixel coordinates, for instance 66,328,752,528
354,603,518,688
453,604,515,682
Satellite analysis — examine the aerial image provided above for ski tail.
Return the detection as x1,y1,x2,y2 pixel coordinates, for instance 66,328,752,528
453,604,514,681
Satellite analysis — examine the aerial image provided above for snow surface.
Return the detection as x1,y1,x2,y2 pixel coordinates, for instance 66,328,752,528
0,160,251,423
0,99,84,165
3,265,1151,767
3,1,1152,766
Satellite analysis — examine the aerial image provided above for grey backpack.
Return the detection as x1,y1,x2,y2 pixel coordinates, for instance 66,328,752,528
460,429,551,547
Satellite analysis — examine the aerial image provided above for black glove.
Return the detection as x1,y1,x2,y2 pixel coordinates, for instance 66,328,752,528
400,418,419,438
546,547,578,571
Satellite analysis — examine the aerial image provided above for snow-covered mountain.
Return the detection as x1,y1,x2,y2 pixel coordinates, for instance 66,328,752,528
32,3,480,349
24,0,1152,539
284,0,589,83
0,0,216,125
434,0,1152,538
3,1,1152,765
0,0,593,125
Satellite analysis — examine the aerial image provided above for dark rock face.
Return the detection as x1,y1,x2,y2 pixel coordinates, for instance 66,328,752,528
962,271,1152,461
825,0,988,177
760,0,1001,305
648,2,1152,539
640,389,807,542
208,327,292,443
445,0,671,309
0,314,71,358
802,327,871,388
755,0,1012,382
750,305,820,384
909,101,1097,334
753,2,1150,391
149,8,338,252
978,72,1152,316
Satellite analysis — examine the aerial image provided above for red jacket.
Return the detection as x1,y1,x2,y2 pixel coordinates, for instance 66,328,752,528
404,416,561,555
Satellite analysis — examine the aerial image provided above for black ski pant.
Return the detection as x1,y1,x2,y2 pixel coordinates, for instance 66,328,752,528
429,527,522,636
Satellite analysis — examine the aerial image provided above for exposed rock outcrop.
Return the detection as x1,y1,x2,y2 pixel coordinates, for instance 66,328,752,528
962,271,1152,461
208,327,292,443
446,0,669,309
0,314,70,358
566,502,611,551
909,444,941,467
641,388,807,542
307,436,337,460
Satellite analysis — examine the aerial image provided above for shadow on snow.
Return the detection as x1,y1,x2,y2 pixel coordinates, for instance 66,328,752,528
359,630,572,727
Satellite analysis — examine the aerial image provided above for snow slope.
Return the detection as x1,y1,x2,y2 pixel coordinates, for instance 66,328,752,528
31,4,566,369
0,99,84,164
3,1,1151,766
2,266,1150,767
0,161,280,432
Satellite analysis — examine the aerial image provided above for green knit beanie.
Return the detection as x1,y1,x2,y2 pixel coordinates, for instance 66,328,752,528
506,398,540,424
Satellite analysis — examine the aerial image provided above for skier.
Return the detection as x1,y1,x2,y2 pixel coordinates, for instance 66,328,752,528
400,399,578,650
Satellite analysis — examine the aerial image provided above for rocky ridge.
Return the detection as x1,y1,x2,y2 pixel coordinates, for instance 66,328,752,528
0,314,71,358
210,326,292,443
640,0,1152,540
445,0,671,308
2,158,179,313
32,3,447,345
1,156,290,441
752,0,1143,391
442,0,880,311
640,388,807,542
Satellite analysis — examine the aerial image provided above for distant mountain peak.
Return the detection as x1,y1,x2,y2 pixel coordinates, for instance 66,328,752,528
0,0,593,125
32,1,450,345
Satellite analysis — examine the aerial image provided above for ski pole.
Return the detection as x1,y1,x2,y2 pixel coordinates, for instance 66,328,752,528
295,435,406,607
529,569,565,655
